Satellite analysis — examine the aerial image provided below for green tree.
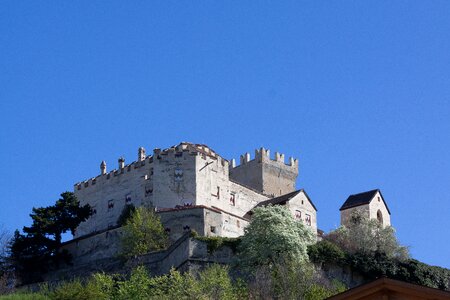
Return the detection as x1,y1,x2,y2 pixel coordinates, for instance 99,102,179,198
237,205,315,273
120,207,168,258
325,210,409,260
9,192,92,283
117,204,136,226
307,240,346,266
197,264,239,300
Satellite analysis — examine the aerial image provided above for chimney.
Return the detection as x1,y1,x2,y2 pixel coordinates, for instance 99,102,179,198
100,161,107,175
138,147,146,161
118,157,125,169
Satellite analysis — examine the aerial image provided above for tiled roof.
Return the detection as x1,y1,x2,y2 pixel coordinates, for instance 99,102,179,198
340,189,391,214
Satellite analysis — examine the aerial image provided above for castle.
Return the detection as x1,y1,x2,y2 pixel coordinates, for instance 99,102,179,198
65,142,390,264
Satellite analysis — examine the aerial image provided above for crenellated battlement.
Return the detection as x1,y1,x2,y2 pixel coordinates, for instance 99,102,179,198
230,147,298,169
229,147,299,196
74,147,155,191
72,142,306,240
74,143,229,191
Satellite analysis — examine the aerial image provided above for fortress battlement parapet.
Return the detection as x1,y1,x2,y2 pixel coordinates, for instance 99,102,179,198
229,147,298,170
74,153,155,191
73,142,306,238
228,147,299,197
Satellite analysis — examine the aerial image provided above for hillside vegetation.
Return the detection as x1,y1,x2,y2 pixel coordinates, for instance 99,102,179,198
1,206,449,299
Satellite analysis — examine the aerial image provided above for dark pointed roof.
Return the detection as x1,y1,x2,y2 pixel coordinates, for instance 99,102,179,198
340,189,391,214
253,189,318,211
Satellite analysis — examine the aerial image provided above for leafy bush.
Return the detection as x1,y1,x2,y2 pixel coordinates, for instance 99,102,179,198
325,210,409,261
120,207,168,258
193,235,240,253
308,240,345,266
116,204,136,227
48,272,117,300
0,293,49,300
304,281,346,300
197,264,240,300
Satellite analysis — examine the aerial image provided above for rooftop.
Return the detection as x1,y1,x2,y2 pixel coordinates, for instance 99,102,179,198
340,189,391,214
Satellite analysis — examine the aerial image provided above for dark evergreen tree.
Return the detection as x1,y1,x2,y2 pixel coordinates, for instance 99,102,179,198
9,192,91,283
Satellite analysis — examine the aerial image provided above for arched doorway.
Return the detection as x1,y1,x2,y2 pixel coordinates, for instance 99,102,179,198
377,209,383,226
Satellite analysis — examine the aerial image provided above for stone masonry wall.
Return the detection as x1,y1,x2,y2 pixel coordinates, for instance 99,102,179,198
74,157,154,237
74,144,267,239
63,206,248,265
229,148,299,197
48,232,235,284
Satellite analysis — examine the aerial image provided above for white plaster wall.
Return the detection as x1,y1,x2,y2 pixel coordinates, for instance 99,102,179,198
219,213,248,238
286,191,317,235
152,150,197,209
74,158,154,238
195,155,268,218
368,191,391,227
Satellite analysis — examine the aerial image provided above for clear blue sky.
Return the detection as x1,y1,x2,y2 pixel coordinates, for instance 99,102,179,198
1,2,449,268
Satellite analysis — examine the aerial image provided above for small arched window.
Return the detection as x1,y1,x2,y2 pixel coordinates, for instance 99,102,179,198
377,209,383,225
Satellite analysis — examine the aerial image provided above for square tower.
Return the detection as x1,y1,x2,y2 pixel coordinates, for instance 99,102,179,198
229,148,299,197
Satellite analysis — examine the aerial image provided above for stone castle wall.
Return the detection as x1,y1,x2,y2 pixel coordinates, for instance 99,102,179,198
229,148,298,197
48,232,236,284
63,206,248,266
74,143,284,238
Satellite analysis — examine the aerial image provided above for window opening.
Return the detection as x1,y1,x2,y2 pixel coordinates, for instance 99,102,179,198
305,214,311,226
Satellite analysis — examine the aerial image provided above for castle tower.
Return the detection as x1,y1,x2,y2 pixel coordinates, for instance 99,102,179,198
229,148,299,196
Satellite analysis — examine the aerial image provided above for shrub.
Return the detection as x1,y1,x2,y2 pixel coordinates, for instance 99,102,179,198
308,240,346,266
116,266,151,300
325,210,409,261
197,264,238,300
0,293,49,300
117,204,136,227
120,207,168,258
193,236,240,253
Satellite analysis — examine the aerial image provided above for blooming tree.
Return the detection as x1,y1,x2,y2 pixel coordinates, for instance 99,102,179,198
237,205,315,272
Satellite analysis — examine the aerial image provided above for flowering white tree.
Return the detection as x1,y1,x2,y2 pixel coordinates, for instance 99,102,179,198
237,205,315,272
